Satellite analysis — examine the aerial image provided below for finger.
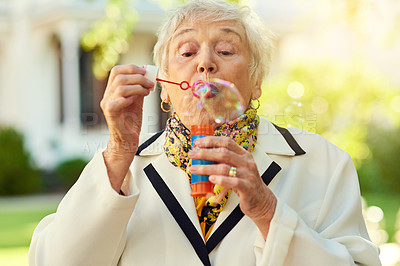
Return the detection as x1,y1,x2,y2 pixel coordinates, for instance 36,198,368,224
101,96,137,114
104,75,154,100
209,175,246,190
193,136,246,155
190,163,233,176
108,64,146,84
189,147,249,167
114,85,151,98
112,74,155,89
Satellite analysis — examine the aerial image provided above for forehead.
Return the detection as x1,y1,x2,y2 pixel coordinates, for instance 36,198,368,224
171,20,246,43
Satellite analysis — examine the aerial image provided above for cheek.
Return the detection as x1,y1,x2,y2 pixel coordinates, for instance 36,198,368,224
167,50,183,77
167,86,191,106
230,60,252,103
239,88,252,105
228,56,250,77
167,59,192,82
166,59,179,79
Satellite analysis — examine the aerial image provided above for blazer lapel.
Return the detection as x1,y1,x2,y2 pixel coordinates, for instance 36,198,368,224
150,153,202,236
143,146,282,258
144,155,212,266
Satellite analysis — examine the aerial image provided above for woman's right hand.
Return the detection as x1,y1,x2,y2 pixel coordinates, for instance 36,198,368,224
100,64,155,192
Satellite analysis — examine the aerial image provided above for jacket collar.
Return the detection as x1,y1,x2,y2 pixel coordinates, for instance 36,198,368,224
136,117,306,157
140,117,306,261
143,138,283,261
257,118,306,156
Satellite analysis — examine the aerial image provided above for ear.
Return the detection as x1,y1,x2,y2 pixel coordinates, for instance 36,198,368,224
251,82,262,100
160,84,170,102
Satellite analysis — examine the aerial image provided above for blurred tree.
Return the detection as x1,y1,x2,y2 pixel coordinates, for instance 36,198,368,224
259,61,400,169
81,0,138,79
0,127,42,195
358,127,400,193
55,158,89,190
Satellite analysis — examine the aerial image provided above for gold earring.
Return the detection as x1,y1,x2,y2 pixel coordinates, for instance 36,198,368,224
161,99,172,112
251,98,260,110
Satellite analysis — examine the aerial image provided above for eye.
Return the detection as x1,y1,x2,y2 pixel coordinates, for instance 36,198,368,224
219,51,233,56
216,42,235,56
178,42,198,58
182,52,195,57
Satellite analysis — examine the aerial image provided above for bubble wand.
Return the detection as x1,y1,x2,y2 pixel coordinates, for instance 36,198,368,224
156,77,216,197
156,78,191,91
144,65,245,197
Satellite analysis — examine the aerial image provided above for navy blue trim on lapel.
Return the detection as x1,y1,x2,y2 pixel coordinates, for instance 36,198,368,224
136,130,164,156
144,161,282,262
205,161,281,254
144,164,211,266
272,124,306,155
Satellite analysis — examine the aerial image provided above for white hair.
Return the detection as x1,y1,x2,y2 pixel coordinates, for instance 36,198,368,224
153,0,275,86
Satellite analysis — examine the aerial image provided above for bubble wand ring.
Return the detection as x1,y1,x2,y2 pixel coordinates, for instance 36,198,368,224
156,78,191,90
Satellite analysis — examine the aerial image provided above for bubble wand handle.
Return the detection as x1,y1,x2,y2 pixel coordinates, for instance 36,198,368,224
156,78,191,90
190,124,215,197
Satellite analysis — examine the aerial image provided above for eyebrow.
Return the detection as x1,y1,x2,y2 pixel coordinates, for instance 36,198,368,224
220,27,243,42
173,28,196,39
172,26,243,42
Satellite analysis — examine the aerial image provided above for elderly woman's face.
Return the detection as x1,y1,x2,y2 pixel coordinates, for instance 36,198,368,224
163,20,261,128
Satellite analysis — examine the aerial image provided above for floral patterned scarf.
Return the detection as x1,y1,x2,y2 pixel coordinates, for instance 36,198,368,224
164,108,259,240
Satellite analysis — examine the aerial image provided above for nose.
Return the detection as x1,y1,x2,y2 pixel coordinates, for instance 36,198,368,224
197,48,217,75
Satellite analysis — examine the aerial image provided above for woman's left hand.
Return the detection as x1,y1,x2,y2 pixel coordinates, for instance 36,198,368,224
188,136,277,238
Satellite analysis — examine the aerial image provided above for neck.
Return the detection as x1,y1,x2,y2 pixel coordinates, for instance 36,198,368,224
176,111,221,130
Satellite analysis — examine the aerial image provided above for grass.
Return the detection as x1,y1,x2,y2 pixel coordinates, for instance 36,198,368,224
0,194,61,266
0,209,57,248
0,209,56,266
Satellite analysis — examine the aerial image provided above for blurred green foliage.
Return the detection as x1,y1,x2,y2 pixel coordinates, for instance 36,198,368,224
358,127,400,193
55,158,89,190
81,0,138,79
259,61,400,193
0,127,42,195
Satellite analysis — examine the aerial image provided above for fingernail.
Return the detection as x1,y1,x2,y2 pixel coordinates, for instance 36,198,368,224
209,176,216,182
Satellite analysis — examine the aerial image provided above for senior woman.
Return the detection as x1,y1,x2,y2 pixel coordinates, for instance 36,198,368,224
29,0,381,265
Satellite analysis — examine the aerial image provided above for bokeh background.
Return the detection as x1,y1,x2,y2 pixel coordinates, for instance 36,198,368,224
0,0,399,265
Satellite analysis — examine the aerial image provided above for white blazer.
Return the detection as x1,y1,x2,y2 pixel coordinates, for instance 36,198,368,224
29,118,381,266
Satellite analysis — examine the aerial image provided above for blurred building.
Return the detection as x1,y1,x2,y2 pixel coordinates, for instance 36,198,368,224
0,0,165,168
0,0,399,169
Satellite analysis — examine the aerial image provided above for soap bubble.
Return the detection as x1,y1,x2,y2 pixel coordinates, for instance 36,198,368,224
192,78,245,123
156,76,246,124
